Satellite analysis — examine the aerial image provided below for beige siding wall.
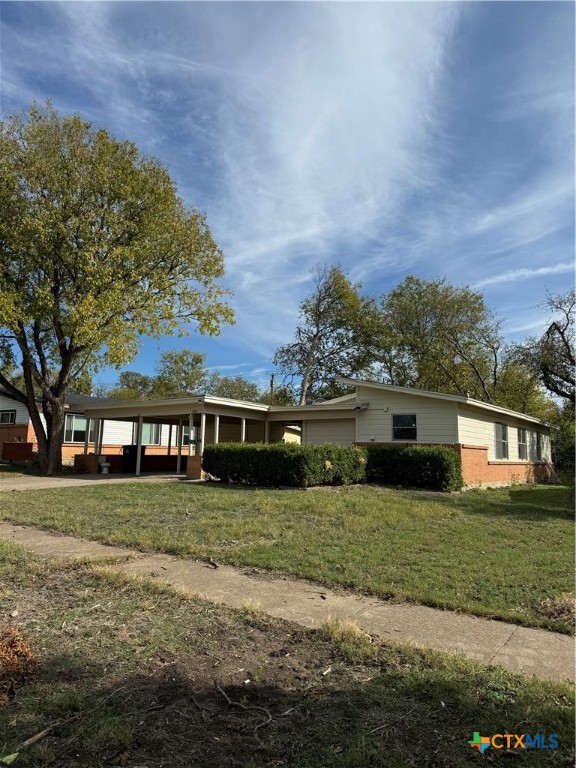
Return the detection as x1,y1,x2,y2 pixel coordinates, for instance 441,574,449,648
270,424,301,443
356,387,458,443
457,405,551,462
304,419,356,445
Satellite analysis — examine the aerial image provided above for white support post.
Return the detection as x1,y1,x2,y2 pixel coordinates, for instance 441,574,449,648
167,423,173,456
200,412,206,455
84,418,91,455
188,413,194,455
97,420,105,454
176,419,183,473
135,415,143,476
214,415,220,444
240,418,246,443
264,420,270,444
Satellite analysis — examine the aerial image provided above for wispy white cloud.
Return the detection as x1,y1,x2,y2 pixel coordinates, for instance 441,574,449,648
0,1,573,376
473,262,575,289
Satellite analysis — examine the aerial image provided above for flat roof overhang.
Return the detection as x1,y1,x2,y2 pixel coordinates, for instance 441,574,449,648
266,402,368,422
83,396,368,424
83,394,269,423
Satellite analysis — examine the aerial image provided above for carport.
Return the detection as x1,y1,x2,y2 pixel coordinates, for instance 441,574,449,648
83,395,270,476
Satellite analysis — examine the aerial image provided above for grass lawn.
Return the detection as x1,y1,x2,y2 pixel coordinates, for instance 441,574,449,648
0,463,31,480
0,540,573,767
0,482,573,633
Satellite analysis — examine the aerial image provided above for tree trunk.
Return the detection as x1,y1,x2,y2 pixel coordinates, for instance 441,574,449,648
36,400,65,475
32,399,65,475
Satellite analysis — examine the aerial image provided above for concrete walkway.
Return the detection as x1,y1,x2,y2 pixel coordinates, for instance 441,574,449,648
1,521,573,683
0,472,184,492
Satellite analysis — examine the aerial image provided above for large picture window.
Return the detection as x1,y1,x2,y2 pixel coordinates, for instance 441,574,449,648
64,414,96,444
495,423,508,459
518,428,527,460
133,423,161,445
0,410,16,425
392,414,417,441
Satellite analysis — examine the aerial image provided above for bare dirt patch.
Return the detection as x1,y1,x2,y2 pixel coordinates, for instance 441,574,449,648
1,547,574,767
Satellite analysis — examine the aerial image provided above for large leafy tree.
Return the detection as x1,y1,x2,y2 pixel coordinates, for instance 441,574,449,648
0,103,233,473
273,265,380,404
377,277,504,401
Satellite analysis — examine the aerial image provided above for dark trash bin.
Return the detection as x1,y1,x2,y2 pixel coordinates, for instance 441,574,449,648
122,444,146,472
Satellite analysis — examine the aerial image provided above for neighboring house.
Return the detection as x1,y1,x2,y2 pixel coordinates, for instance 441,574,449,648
1,379,552,487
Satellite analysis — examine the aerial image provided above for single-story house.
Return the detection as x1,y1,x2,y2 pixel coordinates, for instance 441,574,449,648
0,378,552,487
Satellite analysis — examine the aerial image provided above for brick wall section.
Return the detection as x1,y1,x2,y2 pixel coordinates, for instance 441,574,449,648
186,454,208,480
354,441,553,488
455,443,553,487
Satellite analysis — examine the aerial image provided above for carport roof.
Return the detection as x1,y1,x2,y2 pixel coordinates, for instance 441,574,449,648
82,393,367,423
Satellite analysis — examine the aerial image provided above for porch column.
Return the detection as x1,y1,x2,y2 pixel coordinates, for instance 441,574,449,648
167,424,173,456
214,415,220,444
188,413,194,455
97,420,105,454
200,412,206,455
264,420,270,444
135,415,143,476
176,419,183,473
240,418,246,443
83,418,91,455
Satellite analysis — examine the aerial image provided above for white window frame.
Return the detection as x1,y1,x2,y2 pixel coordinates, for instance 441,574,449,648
0,410,16,425
64,413,96,444
133,422,161,446
495,423,508,460
392,414,417,441
518,428,527,460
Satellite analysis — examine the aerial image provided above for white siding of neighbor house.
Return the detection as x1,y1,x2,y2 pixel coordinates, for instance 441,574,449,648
305,419,356,445
355,387,458,444
0,394,30,424
100,419,134,445
457,405,551,462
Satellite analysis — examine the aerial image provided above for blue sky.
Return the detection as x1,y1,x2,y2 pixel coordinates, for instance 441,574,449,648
1,1,574,390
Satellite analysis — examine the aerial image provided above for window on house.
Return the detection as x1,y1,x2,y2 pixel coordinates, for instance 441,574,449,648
64,414,96,443
0,410,16,425
518,428,527,460
536,432,542,461
133,423,161,445
392,414,417,440
179,425,198,446
495,423,508,459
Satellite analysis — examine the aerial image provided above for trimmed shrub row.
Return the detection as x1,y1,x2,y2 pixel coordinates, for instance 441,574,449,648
202,442,462,491
202,442,367,488
365,445,463,492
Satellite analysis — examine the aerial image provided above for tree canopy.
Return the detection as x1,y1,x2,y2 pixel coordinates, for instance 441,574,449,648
273,265,380,404
104,349,264,403
0,102,233,473
376,276,504,400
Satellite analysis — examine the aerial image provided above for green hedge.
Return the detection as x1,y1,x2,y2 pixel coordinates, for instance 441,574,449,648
202,443,367,487
365,445,463,492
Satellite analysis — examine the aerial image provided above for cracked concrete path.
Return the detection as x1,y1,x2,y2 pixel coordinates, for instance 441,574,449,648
1,521,573,683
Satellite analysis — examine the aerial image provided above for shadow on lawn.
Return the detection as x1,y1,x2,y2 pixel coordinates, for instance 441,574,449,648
8,653,574,768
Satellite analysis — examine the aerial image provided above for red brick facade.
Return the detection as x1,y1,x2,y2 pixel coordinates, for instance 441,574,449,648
455,443,553,487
